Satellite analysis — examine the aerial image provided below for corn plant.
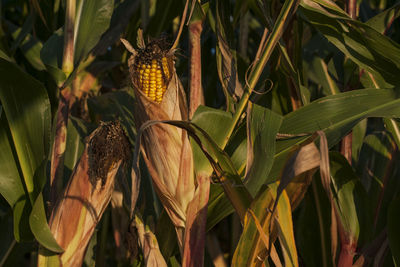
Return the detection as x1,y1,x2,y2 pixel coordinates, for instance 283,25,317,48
1,0,400,266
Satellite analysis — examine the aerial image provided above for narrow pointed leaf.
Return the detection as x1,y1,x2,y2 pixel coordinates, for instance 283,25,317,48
0,112,25,207
301,0,400,87
73,0,114,65
365,2,400,34
245,105,283,195
0,58,51,203
29,193,63,253
280,89,400,136
191,107,239,228
271,184,298,267
232,184,275,266
269,89,400,182
13,197,33,242
40,29,66,85
330,152,359,244
191,106,233,174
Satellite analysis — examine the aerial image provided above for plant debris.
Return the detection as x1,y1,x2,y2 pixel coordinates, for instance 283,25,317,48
88,120,131,187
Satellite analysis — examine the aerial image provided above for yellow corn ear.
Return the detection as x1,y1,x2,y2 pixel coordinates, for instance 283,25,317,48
136,57,170,103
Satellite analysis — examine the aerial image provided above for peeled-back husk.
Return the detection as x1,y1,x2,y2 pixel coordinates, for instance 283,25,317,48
124,37,210,262
129,51,195,233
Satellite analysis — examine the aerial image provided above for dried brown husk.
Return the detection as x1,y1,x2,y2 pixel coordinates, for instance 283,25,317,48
111,184,130,260
124,38,196,246
46,121,131,266
133,214,168,267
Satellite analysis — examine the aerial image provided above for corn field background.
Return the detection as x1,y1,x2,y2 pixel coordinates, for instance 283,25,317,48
1,0,400,266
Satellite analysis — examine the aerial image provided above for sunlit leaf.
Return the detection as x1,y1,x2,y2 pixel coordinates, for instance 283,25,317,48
365,2,400,34
191,106,233,174
74,0,114,65
269,89,400,182
29,193,63,253
0,58,51,203
301,0,400,87
232,182,298,266
271,183,298,267
232,184,275,266
245,104,283,195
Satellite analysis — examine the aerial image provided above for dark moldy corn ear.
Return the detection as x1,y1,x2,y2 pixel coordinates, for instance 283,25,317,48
129,39,173,103
47,120,134,266
88,120,131,187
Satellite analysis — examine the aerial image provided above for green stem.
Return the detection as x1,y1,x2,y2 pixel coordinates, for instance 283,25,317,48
50,0,76,209
221,0,299,149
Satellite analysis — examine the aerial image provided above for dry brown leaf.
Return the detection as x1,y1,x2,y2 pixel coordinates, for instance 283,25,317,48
216,32,244,101
134,215,168,267
182,173,210,267
274,140,320,213
111,185,130,260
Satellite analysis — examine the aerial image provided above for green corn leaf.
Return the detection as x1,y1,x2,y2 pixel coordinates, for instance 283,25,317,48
0,111,25,208
301,0,400,87
29,193,64,253
0,58,51,204
73,0,114,65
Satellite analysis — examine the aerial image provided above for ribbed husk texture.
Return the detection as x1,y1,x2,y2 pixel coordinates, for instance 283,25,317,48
124,38,196,247
133,215,168,267
45,121,131,266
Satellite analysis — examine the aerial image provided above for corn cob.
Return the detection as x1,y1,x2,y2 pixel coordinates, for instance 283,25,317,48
123,36,198,256
133,42,172,103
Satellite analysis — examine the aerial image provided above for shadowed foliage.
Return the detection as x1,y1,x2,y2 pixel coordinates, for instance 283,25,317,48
1,0,400,266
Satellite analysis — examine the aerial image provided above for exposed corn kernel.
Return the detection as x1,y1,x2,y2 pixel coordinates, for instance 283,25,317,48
135,56,171,103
